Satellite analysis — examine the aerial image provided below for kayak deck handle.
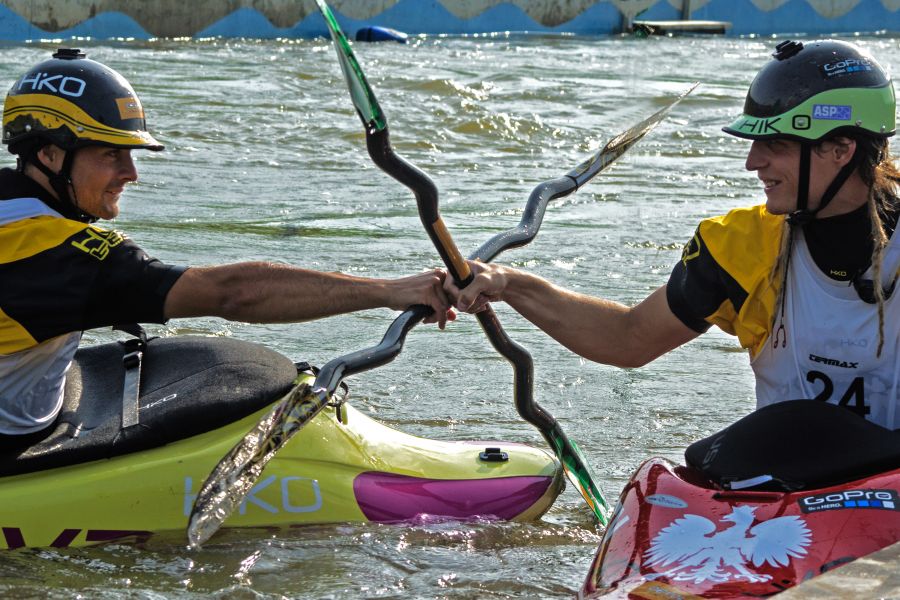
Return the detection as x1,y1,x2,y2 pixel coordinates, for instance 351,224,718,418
712,491,785,503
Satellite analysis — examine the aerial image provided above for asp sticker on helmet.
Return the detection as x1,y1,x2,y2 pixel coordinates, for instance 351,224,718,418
812,104,852,121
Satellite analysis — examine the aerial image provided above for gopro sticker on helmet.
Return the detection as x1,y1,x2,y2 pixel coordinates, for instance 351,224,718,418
821,58,874,78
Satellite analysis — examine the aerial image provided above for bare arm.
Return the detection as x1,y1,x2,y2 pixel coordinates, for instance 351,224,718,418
164,262,453,327
445,261,699,367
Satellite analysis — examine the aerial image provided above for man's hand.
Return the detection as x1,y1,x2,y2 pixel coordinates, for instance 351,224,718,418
443,260,507,313
386,268,456,329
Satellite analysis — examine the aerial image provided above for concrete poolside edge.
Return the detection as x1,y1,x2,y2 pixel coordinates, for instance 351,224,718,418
780,540,900,598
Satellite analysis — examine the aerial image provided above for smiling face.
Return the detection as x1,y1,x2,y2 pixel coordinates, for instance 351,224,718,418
69,146,139,220
37,144,139,220
745,139,801,215
744,138,850,217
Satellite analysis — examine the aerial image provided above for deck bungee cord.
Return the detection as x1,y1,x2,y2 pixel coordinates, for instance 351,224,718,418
187,0,694,546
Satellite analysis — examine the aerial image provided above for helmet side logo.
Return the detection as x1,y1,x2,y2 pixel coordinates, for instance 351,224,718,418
116,97,144,120
17,72,86,98
736,116,781,135
812,104,851,121
821,59,873,79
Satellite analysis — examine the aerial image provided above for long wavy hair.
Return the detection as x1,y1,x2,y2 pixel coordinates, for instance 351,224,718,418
768,135,900,357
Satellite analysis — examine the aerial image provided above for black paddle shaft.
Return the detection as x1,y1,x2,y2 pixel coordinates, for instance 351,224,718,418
366,128,473,287
470,176,576,262
364,126,567,443
313,305,430,394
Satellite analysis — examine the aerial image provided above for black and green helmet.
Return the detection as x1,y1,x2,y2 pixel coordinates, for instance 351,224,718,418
724,39,895,142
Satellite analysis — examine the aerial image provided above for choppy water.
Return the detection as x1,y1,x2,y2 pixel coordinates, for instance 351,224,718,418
0,34,898,599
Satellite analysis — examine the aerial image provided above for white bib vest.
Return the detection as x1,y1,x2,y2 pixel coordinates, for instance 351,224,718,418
752,230,900,429
0,198,80,435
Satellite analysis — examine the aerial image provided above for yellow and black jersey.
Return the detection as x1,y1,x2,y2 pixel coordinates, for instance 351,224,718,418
666,205,785,357
0,168,186,355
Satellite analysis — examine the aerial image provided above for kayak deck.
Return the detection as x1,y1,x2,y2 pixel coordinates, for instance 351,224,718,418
0,337,564,548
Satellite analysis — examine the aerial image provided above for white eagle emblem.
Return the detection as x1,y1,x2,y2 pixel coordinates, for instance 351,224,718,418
645,505,811,584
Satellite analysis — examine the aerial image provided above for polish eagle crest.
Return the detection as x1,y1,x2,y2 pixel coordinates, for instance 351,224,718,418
645,505,811,584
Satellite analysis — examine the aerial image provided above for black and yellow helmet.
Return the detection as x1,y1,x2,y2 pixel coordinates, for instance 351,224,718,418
2,48,163,155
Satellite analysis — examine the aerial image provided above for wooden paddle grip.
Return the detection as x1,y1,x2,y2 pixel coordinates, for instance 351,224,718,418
433,217,471,282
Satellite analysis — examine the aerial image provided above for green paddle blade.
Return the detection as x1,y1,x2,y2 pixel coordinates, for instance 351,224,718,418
551,433,610,524
315,0,386,132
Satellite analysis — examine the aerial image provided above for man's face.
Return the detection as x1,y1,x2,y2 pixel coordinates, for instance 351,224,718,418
39,144,138,220
68,146,138,220
744,138,848,216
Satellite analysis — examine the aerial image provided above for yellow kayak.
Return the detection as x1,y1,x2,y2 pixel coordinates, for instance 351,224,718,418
0,336,564,548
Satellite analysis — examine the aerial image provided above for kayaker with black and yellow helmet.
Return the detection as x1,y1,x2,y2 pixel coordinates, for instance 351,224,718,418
0,49,453,438
446,39,899,429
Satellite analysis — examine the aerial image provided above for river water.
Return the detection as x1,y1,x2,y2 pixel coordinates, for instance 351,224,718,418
0,34,897,599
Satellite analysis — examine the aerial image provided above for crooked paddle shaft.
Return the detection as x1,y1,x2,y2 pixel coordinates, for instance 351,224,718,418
348,67,612,523
187,0,695,544
366,129,472,286
365,127,609,518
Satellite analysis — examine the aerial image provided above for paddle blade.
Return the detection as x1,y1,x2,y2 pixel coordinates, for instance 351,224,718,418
549,431,610,525
315,0,387,132
186,383,328,547
568,83,698,188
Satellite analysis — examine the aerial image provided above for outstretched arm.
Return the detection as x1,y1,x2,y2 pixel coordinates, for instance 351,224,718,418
445,261,698,367
165,262,454,328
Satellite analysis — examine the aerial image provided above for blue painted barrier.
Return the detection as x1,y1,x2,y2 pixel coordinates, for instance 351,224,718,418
0,0,895,41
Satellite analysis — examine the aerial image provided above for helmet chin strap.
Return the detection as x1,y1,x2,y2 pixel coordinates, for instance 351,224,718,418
776,141,859,349
788,141,858,227
27,147,98,223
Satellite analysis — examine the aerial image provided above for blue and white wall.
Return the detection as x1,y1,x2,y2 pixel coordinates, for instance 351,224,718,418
0,0,896,40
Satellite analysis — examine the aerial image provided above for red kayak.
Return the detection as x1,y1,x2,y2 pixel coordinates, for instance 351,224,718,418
580,400,900,598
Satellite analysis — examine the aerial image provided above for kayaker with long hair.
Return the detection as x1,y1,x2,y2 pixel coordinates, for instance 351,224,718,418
446,39,899,430
0,49,453,437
